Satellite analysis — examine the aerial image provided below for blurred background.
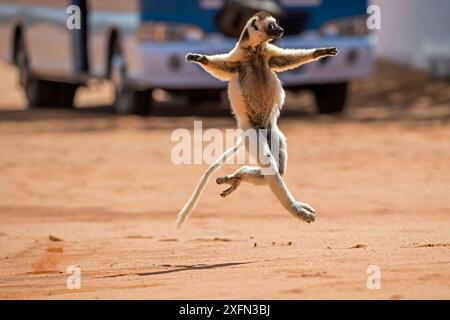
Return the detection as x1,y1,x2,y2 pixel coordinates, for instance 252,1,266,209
0,0,448,118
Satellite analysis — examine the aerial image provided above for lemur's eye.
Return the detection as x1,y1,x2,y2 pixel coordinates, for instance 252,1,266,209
251,19,258,30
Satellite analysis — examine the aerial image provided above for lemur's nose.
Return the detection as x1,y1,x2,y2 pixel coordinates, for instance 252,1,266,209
276,26,284,36
268,23,284,38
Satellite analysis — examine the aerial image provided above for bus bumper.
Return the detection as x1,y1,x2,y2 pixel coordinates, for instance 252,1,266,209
134,35,374,89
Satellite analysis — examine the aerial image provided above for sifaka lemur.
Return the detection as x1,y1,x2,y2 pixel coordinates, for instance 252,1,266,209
177,11,338,227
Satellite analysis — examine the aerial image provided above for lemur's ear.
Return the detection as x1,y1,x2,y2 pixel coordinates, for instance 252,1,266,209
241,28,250,41
251,19,258,30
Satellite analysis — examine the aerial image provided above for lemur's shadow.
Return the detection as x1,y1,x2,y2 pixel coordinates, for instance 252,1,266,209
99,261,254,279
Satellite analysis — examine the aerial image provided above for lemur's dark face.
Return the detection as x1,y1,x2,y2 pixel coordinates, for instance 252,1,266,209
241,11,284,45
265,19,284,39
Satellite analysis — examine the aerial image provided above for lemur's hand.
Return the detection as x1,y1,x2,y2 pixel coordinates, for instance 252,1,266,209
313,47,338,58
186,53,208,64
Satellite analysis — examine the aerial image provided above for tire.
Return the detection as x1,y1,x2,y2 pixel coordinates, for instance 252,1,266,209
110,41,152,115
312,82,348,114
25,79,78,108
16,35,77,108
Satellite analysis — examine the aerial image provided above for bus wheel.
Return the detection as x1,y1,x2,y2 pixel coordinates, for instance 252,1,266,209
16,36,77,108
110,44,152,115
25,79,78,108
312,82,348,114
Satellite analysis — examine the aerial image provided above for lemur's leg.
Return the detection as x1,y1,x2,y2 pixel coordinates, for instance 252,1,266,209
217,132,315,221
268,46,338,72
186,53,239,81
216,135,267,196
256,134,315,223
176,137,244,227
216,166,265,197
275,127,288,176
216,129,288,197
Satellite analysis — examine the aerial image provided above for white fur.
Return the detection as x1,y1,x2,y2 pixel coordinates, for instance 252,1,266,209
177,13,337,226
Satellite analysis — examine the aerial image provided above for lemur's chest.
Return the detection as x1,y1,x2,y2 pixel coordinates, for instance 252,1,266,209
234,53,282,128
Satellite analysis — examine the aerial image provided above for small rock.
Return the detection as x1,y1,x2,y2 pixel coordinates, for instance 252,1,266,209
349,244,367,249
49,235,63,242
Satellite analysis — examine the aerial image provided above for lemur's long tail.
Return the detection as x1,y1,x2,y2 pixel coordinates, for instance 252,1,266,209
176,137,244,227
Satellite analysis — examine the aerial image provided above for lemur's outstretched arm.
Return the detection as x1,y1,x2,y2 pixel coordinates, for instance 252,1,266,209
186,53,240,81
268,45,338,72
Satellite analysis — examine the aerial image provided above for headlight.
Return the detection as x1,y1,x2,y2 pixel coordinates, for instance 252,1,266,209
320,15,370,37
139,22,205,42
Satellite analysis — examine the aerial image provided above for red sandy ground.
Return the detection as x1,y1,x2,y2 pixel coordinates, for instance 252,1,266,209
0,61,449,299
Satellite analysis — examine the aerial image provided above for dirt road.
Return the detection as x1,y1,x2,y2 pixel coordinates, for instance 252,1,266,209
0,61,449,299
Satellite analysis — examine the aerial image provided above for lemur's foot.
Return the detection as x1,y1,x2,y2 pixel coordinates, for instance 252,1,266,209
216,176,228,185
313,47,338,58
185,53,208,64
292,201,316,223
216,176,241,198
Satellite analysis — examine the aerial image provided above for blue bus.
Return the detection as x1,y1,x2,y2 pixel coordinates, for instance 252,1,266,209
0,0,373,114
